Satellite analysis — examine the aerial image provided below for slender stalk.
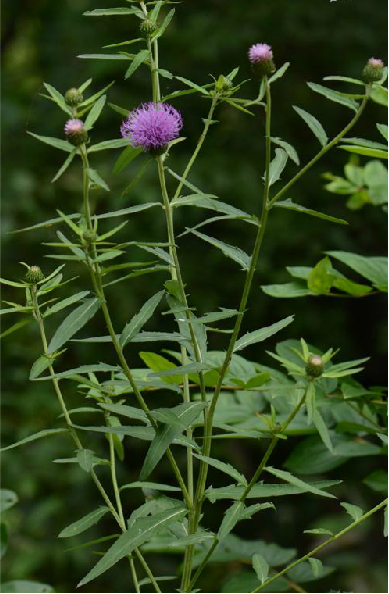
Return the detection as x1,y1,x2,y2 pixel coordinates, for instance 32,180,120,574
135,550,162,594
79,146,192,509
172,94,219,201
269,84,371,207
193,76,273,527
30,286,144,591
188,384,309,590
251,498,388,593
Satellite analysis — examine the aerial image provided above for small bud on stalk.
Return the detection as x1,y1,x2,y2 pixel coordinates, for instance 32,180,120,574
362,58,385,83
65,87,84,107
82,229,98,249
140,18,157,36
248,43,276,78
64,119,88,146
305,355,324,379
25,266,45,285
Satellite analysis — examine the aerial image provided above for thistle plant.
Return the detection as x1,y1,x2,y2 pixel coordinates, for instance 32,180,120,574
1,3,388,593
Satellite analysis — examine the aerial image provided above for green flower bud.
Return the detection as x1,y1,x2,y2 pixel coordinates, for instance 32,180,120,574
305,355,324,379
140,18,157,36
82,229,97,247
65,87,84,107
25,266,45,284
215,75,233,94
362,58,385,83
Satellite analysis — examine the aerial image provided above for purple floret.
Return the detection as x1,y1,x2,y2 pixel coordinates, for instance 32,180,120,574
368,58,384,68
121,102,183,152
248,43,273,64
64,118,85,135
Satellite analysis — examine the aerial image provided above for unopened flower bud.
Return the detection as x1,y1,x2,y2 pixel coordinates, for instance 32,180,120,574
82,229,97,246
305,355,324,379
248,43,276,78
25,266,45,284
215,75,233,93
362,58,385,83
64,118,88,146
140,18,157,36
65,87,84,107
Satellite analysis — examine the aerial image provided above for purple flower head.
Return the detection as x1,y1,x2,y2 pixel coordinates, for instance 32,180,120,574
121,102,183,153
248,43,273,64
368,58,384,68
64,118,85,136
64,118,88,146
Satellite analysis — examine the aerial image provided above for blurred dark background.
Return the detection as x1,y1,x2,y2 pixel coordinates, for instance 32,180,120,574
1,0,387,592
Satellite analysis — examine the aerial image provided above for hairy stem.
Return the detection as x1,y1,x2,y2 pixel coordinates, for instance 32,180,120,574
251,498,388,593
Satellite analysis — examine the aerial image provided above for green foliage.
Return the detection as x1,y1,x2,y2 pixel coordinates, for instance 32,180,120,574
1,1,387,593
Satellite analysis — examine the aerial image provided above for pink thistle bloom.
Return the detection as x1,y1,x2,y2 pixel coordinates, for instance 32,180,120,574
121,102,183,152
248,43,273,64
64,118,85,136
368,58,384,68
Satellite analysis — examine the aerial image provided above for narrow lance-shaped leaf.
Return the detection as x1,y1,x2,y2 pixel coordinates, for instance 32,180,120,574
307,82,359,111
52,150,77,183
43,291,90,318
125,49,150,80
271,137,300,165
47,298,102,354
85,95,107,130
152,8,175,41
218,501,245,540
120,290,164,347
268,148,288,185
59,507,109,538
78,507,188,587
87,168,110,191
189,229,251,270
0,429,67,452
194,454,247,486
274,199,347,225
27,132,74,153
83,8,142,17
140,402,206,480
234,315,294,353
293,106,328,147
265,466,337,499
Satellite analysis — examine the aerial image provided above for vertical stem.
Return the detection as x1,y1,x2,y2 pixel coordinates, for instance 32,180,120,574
79,146,192,508
193,76,273,524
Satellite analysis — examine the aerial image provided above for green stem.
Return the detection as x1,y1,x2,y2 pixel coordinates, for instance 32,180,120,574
251,498,388,593
193,76,273,528
172,94,219,201
239,384,309,502
80,147,192,509
269,84,371,207
31,286,145,590
189,383,309,590
135,549,162,593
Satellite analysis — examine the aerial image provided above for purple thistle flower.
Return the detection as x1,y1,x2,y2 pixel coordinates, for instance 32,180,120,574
368,58,384,68
64,118,88,146
121,102,183,153
64,118,85,136
248,43,276,78
248,43,273,64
